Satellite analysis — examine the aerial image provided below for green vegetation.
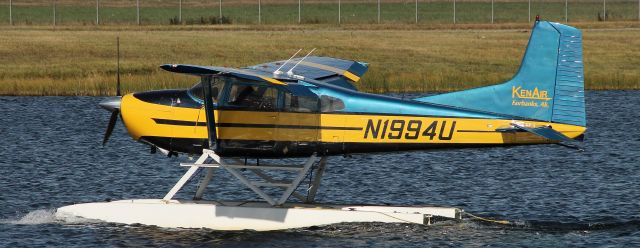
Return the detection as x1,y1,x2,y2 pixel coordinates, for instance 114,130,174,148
0,1,637,95
1,0,639,25
0,24,638,96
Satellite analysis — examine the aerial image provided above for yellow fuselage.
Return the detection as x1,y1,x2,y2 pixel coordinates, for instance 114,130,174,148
120,93,586,157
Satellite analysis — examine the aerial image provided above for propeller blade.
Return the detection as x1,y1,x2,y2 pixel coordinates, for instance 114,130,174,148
102,110,119,146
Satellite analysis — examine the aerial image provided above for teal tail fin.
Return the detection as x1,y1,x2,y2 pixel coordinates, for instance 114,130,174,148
415,20,586,127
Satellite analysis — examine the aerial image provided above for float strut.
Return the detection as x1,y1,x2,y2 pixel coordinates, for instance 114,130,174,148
163,149,324,206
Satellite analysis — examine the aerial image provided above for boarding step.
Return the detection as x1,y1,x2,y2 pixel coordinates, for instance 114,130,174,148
226,164,305,171
180,163,220,168
252,182,293,187
180,163,304,171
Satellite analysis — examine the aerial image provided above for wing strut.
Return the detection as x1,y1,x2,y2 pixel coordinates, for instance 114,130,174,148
201,75,218,152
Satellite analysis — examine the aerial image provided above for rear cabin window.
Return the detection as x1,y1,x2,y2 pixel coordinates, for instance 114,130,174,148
226,84,278,111
284,93,319,113
320,95,345,112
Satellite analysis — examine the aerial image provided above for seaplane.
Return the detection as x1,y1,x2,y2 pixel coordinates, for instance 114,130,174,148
56,19,586,231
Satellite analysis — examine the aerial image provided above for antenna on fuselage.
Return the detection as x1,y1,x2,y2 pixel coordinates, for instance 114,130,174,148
273,48,302,77
287,48,316,78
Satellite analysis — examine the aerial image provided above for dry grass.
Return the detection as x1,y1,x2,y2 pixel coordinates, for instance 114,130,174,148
0,24,638,95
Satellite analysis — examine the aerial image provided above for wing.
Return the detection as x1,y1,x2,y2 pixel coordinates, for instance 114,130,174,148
160,64,286,85
160,64,320,97
160,56,369,93
247,56,369,90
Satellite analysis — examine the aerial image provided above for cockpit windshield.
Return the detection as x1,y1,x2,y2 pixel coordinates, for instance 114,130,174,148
188,83,204,100
187,79,225,103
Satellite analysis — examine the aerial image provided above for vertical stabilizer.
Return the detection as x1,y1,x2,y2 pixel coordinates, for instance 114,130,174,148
414,21,586,127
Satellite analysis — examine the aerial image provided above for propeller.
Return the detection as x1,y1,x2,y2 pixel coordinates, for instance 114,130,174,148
100,37,122,146
103,108,119,145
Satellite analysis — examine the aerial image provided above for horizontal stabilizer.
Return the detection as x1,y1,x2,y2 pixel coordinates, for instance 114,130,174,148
498,124,575,142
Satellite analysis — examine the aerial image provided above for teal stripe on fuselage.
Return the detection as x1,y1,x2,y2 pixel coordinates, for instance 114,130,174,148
308,82,508,120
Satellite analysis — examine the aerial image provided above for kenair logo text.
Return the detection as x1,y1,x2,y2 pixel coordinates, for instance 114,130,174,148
512,86,551,100
511,86,550,108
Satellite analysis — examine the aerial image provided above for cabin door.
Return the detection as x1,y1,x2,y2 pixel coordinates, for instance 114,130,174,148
280,92,321,156
222,82,280,154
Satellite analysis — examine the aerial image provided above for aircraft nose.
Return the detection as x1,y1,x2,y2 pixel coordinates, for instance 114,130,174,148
99,96,122,112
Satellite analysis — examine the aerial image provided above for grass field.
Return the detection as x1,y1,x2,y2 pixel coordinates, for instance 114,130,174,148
0,24,638,96
1,0,639,25
2,1,638,95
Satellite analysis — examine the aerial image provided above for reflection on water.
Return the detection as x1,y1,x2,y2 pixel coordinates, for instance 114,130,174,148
1,91,639,247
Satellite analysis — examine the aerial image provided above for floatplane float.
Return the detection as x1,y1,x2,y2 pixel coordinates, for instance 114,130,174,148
56,19,586,231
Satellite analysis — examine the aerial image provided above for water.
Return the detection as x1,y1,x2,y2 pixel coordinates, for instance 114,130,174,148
1,91,639,247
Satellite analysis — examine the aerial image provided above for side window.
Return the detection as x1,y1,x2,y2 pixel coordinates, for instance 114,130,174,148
226,84,278,111
285,93,319,112
211,80,225,104
320,95,345,112
260,87,278,111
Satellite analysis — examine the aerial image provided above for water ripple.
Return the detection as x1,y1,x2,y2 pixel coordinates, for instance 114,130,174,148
1,92,639,247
